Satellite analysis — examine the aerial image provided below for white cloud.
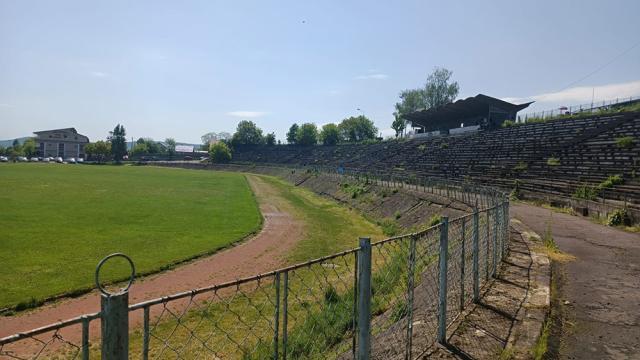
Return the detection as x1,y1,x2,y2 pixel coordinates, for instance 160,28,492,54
355,73,389,80
0,103,10,108
328,90,341,96
226,111,267,118
503,80,640,105
90,71,109,78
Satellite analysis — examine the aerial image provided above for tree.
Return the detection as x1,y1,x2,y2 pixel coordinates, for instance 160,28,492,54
201,132,231,147
296,123,318,146
265,132,276,146
319,123,340,145
393,67,459,133
391,115,406,138
131,142,149,155
338,115,377,143
231,121,265,146
165,138,176,158
209,142,232,163
109,124,127,162
86,140,111,163
22,138,37,158
424,67,459,109
286,124,299,144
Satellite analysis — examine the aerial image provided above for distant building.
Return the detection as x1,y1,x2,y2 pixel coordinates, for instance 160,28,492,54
404,94,533,135
175,144,194,153
34,128,90,158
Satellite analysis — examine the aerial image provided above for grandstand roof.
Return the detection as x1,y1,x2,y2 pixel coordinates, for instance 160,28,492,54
404,94,533,131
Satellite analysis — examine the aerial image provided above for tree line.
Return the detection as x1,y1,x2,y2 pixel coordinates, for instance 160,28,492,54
20,67,459,164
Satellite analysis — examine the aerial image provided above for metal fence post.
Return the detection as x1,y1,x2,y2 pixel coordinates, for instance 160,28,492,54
493,206,499,276
357,237,372,360
101,293,129,360
485,209,490,281
81,316,89,360
504,201,509,257
283,271,289,360
405,234,418,359
97,254,134,360
472,209,480,303
459,218,466,311
273,272,281,359
437,217,449,344
352,251,359,359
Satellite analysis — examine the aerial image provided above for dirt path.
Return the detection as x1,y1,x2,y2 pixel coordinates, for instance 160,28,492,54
0,175,304,343
510,203,640,359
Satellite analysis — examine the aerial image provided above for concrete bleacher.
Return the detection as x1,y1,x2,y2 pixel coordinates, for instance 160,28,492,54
232,112,640,209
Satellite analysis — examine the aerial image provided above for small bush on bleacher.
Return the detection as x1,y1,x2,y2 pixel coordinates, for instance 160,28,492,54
615,136,635,149
513,161,528,171
573,184,599,201
501,120,516,128
546,157,560,166
599,174,624,189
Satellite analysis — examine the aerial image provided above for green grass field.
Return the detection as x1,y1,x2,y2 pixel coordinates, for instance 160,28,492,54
0,164,261,309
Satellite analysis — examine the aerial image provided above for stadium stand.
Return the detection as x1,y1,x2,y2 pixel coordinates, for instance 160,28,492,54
232,112,640,214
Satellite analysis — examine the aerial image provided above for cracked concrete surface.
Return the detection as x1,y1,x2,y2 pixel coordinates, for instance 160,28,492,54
511,203,640,359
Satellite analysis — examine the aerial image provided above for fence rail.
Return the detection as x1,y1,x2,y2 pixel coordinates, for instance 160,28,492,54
0,166,510,359
517,95,640,123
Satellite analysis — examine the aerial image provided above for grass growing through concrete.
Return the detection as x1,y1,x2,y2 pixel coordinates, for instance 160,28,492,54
0,164,262,309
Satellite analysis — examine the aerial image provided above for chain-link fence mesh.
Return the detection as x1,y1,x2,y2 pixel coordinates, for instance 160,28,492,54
0,314,99,360
1,169,509,360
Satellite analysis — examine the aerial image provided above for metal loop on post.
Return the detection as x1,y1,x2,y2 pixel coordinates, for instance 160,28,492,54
95,253,136,297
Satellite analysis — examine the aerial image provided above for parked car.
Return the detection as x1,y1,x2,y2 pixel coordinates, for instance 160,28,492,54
0,156,8,162
42,157,50,162
55,157,64,163
30,157,39,162
17,156,28,162
76,158,84,163
65,158,76,164
184,156,193,161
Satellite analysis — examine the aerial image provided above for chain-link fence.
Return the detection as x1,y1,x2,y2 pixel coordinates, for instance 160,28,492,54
0,168,509,359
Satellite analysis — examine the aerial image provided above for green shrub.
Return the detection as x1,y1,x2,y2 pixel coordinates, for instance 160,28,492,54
502,120,515,128
607,208,630,226
340,182,367,199
208,142,232,163
513,161,528,171
394,211,402,220
440,142,449,149
379,218,400,236
546,157,560,166
573,184,599,200
428,214,442,227
599,174,624,189
510,180,522,200
615,136,635,149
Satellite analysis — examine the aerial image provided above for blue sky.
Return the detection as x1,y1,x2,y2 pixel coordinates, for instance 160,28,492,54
1,0,639,143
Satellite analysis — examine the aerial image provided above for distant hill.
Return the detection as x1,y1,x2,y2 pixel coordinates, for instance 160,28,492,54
0,137,30,148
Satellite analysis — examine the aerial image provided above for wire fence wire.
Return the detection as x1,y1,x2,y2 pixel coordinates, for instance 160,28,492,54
0,168,509,360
